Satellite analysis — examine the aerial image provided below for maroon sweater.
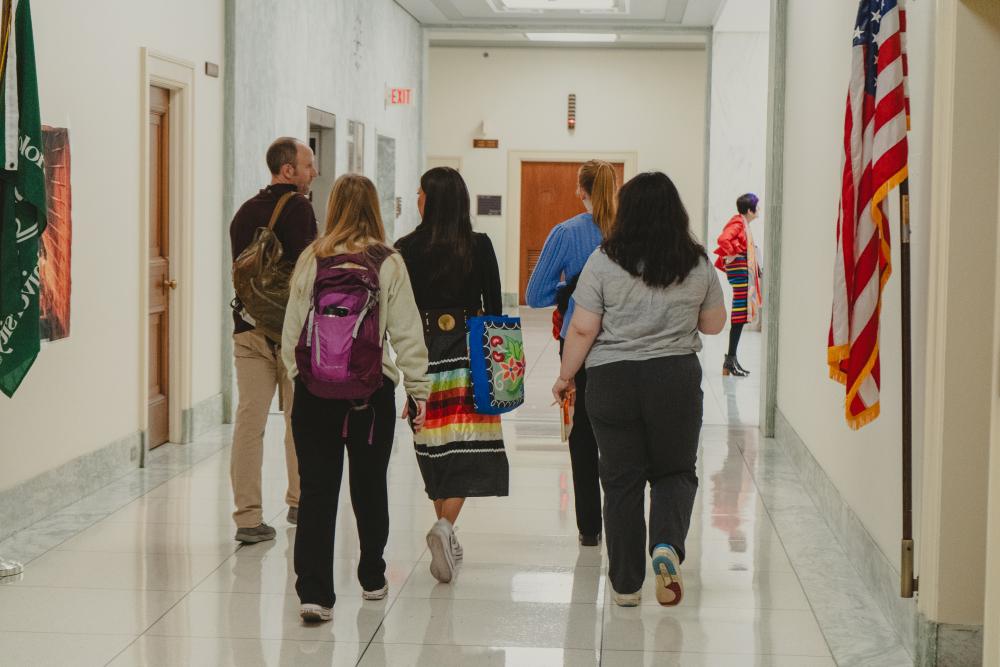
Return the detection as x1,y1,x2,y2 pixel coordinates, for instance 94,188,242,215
230,184,318,334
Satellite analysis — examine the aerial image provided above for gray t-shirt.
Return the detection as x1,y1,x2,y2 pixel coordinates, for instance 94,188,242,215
572,250,725,368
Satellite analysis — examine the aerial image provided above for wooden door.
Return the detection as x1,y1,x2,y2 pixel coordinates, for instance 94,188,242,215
519,161,625,304
148,86,171,448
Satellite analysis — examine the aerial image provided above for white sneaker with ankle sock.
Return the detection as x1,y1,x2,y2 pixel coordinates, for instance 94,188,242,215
427,518,456,583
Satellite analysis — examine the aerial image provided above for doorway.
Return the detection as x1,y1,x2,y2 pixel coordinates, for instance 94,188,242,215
141,50,195,449
307,107,336,224
377,135,397,240
518,160,625,304
147,85,172,449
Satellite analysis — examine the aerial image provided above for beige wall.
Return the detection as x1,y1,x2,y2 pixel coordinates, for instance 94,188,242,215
0,1,225,490
985,123,1000,667
775,0,934,569
425,46,708,298
930,0,1000,631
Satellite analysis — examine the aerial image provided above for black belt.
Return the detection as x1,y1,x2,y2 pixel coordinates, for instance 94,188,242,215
420,307,480,336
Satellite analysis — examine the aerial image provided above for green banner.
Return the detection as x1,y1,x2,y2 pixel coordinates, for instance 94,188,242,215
0,0,46,397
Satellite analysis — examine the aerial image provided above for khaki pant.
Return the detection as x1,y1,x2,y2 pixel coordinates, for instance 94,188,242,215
231,330,299,528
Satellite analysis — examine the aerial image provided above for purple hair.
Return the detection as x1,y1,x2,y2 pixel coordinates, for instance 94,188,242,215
736,193,759,215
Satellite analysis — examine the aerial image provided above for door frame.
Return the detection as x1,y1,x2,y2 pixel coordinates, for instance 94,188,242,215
505,150,638,302
139,49,195,453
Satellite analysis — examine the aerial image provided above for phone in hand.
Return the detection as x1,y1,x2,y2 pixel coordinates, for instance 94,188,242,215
406,395,418,433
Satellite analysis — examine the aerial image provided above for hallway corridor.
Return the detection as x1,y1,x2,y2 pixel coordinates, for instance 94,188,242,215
0,312,910,666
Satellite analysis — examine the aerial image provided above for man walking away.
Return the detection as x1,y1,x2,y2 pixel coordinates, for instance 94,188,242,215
229,137,318,543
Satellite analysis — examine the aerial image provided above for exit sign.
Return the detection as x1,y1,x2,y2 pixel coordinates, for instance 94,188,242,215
388,88,413,106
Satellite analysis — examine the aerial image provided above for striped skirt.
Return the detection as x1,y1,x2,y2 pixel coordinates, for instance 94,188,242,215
726,256,750,325
414,325,509,500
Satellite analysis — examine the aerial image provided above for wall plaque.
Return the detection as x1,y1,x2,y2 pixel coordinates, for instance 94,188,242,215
477,195,502,216
473,139,499,149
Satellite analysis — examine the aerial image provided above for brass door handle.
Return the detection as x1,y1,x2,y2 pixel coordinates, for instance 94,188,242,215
163,278,178,290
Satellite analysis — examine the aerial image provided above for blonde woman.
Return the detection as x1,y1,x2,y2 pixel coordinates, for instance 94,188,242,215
525,160,618,546
281,174,429,623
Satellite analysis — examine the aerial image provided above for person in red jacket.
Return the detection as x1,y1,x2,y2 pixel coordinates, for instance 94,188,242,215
713,194,762,377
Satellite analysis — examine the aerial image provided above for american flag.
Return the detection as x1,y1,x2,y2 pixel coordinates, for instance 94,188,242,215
828,0,910,429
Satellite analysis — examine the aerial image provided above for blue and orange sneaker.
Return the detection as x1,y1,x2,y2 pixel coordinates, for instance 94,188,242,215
652,544,683,606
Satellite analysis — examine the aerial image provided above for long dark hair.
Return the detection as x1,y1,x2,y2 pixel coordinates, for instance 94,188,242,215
602,172,705,288
401,167,474,282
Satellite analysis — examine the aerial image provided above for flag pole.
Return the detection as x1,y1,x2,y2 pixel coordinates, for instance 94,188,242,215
900,179,916,598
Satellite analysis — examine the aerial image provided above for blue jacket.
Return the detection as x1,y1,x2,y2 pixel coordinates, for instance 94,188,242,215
524,212,603,339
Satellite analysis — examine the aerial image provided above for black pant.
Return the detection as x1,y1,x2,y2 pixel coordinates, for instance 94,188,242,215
291,376,396,607
559,339,603,537
586,355,702,595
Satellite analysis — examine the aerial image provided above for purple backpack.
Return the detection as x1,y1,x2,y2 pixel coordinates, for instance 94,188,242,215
295,247,392,405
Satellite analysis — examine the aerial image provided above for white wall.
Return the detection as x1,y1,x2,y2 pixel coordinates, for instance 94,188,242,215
426,46,708,298
706,0,769,311
229,0,424,240
775,0,933,569
0,1,225,491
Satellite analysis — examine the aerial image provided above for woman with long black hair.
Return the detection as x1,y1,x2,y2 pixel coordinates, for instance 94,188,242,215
552,172,726,608
395,167,509,584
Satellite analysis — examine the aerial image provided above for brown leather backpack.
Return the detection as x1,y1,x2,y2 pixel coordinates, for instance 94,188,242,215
232,192,297,343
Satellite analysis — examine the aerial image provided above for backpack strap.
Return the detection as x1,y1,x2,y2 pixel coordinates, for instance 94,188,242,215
266,191,297,231
365,244,395,270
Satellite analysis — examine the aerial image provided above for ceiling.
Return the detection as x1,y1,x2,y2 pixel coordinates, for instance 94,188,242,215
395,0,729,29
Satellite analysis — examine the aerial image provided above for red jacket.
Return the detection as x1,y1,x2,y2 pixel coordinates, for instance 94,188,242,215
714,214,749,271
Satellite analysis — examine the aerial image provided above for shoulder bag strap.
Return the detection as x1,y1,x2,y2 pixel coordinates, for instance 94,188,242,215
266,191,296,231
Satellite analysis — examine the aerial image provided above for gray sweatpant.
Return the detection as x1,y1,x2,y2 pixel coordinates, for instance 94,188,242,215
586,354,703,595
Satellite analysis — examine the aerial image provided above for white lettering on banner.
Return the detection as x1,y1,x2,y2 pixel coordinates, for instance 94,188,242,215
0,265,42,359
12,190,40,244
18,134,43,169
0,315,16,355
14,215,38,243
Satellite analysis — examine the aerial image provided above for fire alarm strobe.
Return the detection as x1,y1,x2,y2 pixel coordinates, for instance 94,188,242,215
568,93,577,130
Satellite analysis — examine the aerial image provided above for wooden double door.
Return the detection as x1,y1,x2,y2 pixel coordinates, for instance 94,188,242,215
518,161,625,304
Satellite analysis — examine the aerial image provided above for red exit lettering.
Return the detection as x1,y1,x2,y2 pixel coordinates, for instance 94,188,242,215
389,88,412,105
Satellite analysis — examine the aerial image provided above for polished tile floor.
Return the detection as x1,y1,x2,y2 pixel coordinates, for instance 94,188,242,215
0,311,911,666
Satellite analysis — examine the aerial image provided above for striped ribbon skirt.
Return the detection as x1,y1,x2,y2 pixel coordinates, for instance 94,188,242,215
414,324,509,500
725,256,750,325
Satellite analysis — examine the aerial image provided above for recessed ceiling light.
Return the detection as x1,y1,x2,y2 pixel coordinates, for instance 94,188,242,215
524,32,619,42
501,1,617,10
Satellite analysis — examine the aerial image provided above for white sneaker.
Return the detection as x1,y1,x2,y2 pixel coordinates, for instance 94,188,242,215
362,583,389,600
300,603,332,623
652,544,684,606
450,530,463,561
612,589,642,607
427,518,456,583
